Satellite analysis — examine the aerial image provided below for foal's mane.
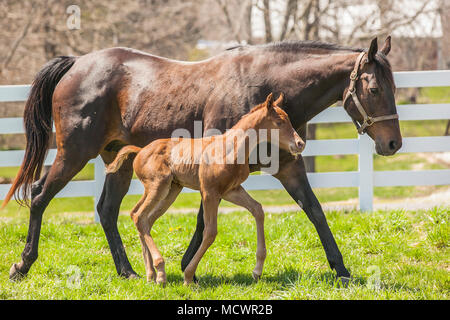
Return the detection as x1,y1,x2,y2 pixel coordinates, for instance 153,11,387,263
232,101,269,127
238,99,285,124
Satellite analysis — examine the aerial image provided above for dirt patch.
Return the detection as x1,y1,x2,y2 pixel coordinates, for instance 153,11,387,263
0,177,11,184
416,152,450,168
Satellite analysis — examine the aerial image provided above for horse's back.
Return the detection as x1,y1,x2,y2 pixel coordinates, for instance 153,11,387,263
51,46,252,151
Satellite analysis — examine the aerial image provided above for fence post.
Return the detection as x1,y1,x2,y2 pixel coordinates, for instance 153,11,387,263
93,156,106,222
358,134,374,211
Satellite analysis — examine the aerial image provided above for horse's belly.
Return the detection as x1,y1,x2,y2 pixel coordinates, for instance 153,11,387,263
172,165,201,191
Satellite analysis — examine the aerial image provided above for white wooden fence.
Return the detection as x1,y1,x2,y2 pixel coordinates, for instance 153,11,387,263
0,70,449,220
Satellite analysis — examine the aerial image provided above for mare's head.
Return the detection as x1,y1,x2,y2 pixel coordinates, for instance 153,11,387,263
255,93,305,156
343,36,402,155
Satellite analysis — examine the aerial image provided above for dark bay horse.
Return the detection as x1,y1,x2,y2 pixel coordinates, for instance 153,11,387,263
3,36,402,282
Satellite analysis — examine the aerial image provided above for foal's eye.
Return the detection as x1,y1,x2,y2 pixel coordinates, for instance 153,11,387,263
369,87,379,94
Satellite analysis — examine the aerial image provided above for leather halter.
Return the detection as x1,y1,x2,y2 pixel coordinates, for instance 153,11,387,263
343,52,399,135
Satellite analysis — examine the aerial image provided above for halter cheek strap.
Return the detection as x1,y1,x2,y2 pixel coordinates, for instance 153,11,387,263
344,52,399,135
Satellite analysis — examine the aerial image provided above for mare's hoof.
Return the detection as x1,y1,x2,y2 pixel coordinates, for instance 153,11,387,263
9,263,26,281
337,276,351,287
121,270,140,279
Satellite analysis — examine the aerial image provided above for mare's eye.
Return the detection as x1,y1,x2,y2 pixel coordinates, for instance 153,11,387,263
369,87,379,94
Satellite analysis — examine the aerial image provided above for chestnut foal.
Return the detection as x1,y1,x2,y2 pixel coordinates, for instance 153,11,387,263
106,93,305,285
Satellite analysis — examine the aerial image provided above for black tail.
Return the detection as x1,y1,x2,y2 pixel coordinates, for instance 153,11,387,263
2,56,76,208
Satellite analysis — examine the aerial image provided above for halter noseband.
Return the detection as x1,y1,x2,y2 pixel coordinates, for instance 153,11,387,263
343,52,399,135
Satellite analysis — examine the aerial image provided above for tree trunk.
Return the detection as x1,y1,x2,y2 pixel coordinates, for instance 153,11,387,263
263,0,272,42
244,0,253,44
439,0,450,135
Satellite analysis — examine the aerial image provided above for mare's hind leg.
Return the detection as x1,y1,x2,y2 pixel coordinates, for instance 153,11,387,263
97,151,137,278
9,152,90,280
223,186,266,281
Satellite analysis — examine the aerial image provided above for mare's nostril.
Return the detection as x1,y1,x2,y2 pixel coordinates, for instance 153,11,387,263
389,140,397,150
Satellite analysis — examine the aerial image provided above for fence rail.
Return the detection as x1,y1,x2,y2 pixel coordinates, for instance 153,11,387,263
1,70,449,219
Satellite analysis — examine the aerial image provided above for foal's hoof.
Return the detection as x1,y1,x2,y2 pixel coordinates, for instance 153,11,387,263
252,271,262,282
184,276,197,286
156,275,167,287
9,263,26,281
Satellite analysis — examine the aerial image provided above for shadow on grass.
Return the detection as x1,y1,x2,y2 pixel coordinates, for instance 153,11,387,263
165,266,347,288
164,267,419,295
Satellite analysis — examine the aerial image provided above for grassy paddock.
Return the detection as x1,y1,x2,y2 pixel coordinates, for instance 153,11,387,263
0,87,448,299
0,204,448,299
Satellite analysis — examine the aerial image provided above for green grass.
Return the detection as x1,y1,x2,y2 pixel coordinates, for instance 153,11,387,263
0,206,448,299
419,87,450,104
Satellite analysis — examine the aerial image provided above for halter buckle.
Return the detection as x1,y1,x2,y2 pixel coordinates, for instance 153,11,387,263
365,117,374,126
350,71,358,81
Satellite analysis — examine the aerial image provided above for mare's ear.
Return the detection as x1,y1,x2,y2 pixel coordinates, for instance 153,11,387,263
380,35,391,56
368,37,378,63
274,93,284,107
265,93,274,109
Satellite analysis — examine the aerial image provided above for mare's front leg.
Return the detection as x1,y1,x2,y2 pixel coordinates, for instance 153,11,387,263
223,186,266,281
274,154,350,280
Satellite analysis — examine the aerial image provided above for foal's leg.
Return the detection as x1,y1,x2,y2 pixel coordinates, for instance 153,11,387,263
183,193,220,285
130,192,156,282
144,183,182,285
223,186,266,281
131,178,172,283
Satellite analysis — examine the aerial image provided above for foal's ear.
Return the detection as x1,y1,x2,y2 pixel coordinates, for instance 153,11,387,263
380,35,391,56
265,93,274,109
274,93,284,107
368,37,378,63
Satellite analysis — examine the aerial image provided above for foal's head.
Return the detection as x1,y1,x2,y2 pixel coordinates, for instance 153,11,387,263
255,93,305,156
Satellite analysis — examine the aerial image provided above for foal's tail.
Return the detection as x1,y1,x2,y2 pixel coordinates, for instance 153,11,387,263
106,145,142,174
2,56,76,209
